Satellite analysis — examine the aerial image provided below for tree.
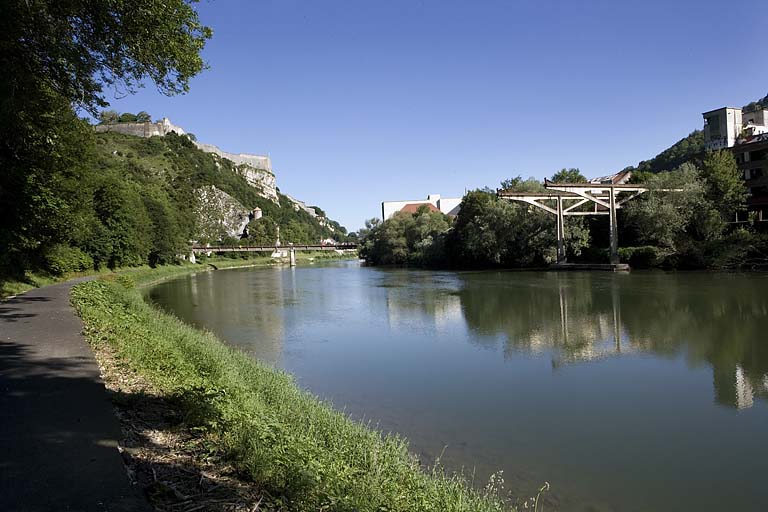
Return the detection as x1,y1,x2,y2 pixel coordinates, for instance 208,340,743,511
246,218,278,246
136,111,152,123
700,150,747,220
499,176,545,193
0,0,211,274
1,0,212,114
98,110,119,124
550,168,587,183
118,112,139,123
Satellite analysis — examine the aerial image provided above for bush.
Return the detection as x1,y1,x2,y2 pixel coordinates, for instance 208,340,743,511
44,244,94,275
618,246,661,268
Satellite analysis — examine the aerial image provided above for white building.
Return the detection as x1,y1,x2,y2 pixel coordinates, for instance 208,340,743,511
381,194,462,220
703,106,768,150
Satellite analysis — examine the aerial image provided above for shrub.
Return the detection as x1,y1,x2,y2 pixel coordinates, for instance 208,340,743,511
44,244,94,275
618,246,661,268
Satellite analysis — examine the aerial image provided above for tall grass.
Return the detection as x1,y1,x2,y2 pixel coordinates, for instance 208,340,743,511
71,272,512,512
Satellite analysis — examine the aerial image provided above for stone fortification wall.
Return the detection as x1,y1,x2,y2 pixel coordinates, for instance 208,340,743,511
193,142,278,204
95,117,278,203
193,142,272,171
94,117,186,138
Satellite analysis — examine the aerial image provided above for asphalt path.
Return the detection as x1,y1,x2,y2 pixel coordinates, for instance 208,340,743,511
0,280,151,511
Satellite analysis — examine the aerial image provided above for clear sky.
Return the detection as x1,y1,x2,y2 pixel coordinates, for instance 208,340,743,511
101,0,768,231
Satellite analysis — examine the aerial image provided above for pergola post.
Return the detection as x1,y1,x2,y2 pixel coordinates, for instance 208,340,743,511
556,195,566,263
609,186,619,264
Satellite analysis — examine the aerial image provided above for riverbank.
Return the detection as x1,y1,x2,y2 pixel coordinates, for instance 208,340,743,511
0,251,358,300
70,263,512,511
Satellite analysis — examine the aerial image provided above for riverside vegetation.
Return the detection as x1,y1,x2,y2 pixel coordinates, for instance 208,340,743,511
1,1,348,294
71,267,516,512
360,143,768,269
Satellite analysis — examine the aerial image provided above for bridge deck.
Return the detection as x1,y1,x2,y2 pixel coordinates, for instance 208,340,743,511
192,244,357,253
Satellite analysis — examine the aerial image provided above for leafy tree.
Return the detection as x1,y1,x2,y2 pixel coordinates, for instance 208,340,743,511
98,110,119,124
700,150,747,220
118,112,139,123
360,211,451,266
1,0,211,275
499,176,545,193
2,0,212,114
136,111,152,123
246,218,278,246
550,168,586,183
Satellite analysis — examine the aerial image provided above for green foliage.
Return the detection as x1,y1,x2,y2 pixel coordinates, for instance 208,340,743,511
625,130,705,174
98,110,119,124
700,150,747,220
70,275,512,512
550,168,586,183
617,246,661,268
499,176,545,193
43,244,94,275
360,210,452,266
118,112,139,123
743,92,768,113
246,218,279,245
448,190,589,267
0,0,210,276
2,0,212,115
622,160,756,268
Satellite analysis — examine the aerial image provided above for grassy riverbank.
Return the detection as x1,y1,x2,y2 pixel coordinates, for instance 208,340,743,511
71,264,511,512
1,251,357,300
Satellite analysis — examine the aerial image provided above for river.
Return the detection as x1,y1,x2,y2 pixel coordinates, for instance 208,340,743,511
144,262,768,511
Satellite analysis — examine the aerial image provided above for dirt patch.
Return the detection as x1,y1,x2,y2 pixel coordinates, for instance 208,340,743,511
92,343,268,512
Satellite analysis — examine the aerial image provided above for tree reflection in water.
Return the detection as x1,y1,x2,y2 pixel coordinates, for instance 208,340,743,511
385,271,768,410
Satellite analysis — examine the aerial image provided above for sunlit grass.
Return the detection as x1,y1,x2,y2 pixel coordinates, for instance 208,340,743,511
71,270,512,512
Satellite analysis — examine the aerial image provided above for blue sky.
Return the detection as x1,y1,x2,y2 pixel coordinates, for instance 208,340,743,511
102,0,768,231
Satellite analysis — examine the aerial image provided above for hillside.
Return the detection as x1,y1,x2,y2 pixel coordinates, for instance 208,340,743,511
623,130,704,175
623,93,768,176
94,130,348,247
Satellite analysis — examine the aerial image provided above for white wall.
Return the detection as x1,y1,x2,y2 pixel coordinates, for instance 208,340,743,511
381,195,462,219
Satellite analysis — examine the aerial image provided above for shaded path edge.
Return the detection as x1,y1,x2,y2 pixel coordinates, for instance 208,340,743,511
0,278,152,511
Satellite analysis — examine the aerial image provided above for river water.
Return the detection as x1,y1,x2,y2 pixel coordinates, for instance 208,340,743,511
145,262,768,511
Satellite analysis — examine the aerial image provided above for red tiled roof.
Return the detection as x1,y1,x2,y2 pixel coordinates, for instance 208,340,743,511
400,203,440,214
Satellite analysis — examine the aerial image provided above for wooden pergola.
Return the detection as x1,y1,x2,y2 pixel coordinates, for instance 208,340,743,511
497,180,656,264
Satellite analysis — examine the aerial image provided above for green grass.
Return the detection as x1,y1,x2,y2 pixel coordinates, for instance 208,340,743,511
70,268,512,512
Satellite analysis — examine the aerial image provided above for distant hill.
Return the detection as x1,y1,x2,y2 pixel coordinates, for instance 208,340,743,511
623,93,768,175
623,130,705,175
95,131,348,248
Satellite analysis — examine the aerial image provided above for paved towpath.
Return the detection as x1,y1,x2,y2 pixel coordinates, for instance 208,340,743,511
0,280,151,511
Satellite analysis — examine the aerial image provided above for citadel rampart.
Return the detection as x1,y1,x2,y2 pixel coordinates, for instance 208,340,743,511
94,117,277,202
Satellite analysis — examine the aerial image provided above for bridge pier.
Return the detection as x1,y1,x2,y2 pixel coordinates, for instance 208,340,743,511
289,248,296,267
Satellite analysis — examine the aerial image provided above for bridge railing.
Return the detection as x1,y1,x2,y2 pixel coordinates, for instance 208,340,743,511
191,243,358,253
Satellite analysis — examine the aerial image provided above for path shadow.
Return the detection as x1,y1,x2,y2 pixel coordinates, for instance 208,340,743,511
0,340,150,511
0,295,51,322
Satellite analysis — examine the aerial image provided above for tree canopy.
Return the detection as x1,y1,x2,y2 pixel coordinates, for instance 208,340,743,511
0,0,212,276
1,0,212,114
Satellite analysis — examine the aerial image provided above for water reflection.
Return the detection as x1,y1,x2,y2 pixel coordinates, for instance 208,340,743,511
145,269,287,365
148,266,768,511
379,271,768,410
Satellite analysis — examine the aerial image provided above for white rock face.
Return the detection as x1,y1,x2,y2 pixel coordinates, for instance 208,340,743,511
193,142,278,203
194,186,251,241
95,117,278,204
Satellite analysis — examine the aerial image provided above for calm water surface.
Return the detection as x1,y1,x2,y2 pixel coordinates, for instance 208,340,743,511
145,262,768,511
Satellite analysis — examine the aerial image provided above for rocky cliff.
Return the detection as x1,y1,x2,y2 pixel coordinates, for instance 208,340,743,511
95,118,278,204
194,186,252,240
